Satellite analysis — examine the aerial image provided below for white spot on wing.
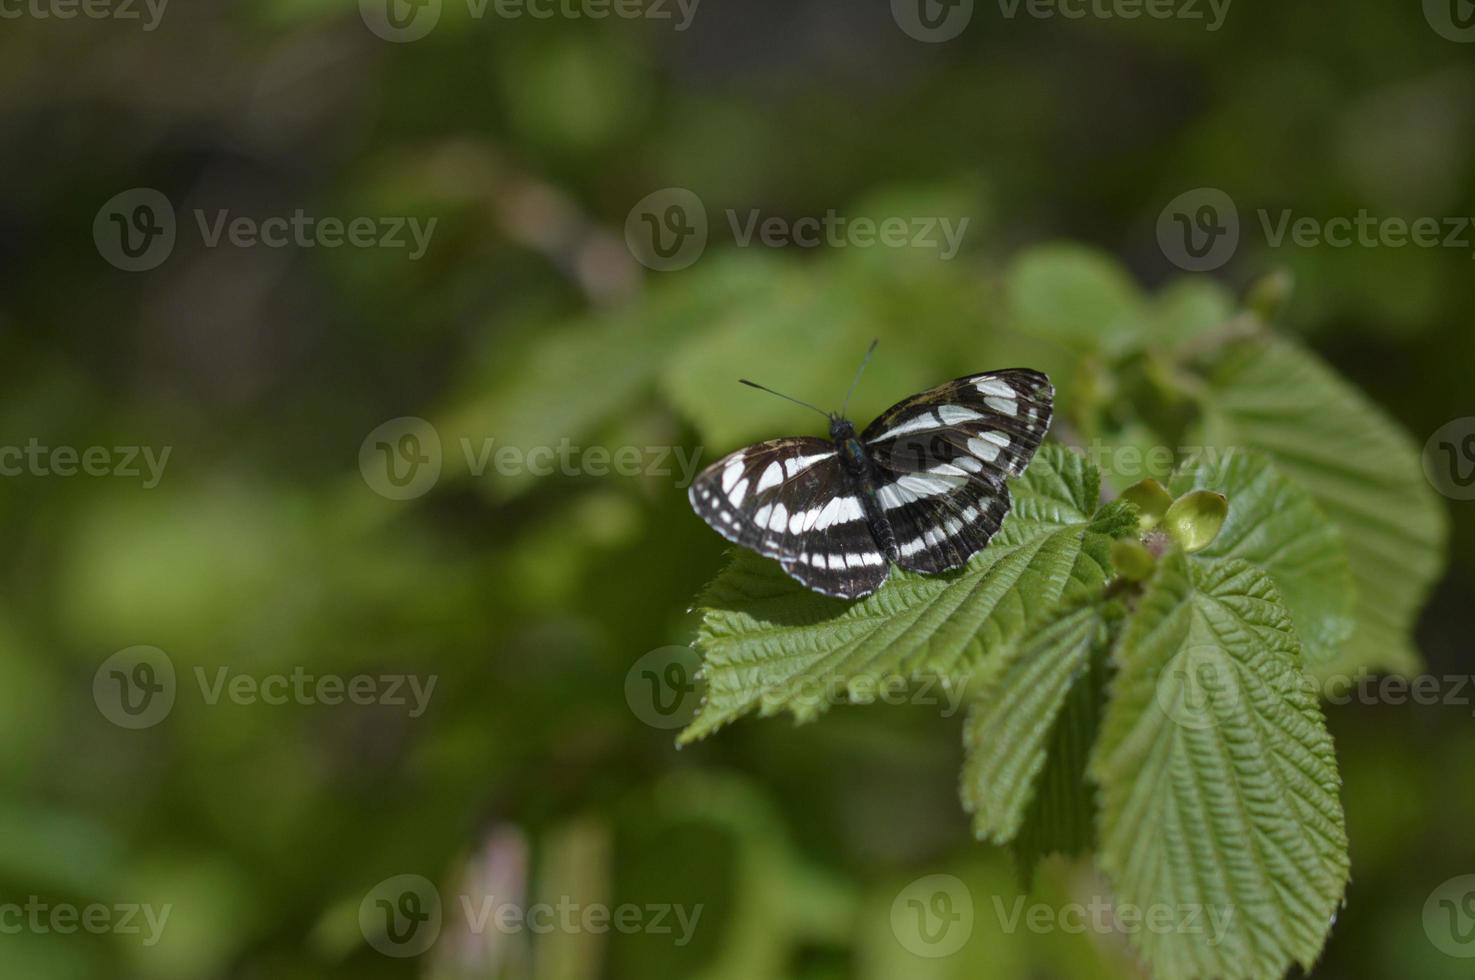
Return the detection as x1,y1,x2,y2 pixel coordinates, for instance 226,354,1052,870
815,496,863,530
784,453,832,478
770,503,788,532
954,455,983,473
869,412,940,442
985,396,1019,417
975,379,1015,398
721,460,744,492
727,478,749,507
967,436,1002,462
896,472,965,498
877,482,914,511
938,405,986,425
756,461,783,494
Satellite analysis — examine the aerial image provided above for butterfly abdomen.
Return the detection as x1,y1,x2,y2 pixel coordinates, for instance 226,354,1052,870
835,429,901,564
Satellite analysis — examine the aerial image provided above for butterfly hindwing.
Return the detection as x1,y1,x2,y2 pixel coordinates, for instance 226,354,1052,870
862,369,1053,573
687,438,890,598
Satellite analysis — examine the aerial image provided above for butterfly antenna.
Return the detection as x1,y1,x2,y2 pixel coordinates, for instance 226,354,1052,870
738,379,831,419
840,338,879,419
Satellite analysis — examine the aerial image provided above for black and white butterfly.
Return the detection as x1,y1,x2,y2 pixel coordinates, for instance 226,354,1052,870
688,344,1053,599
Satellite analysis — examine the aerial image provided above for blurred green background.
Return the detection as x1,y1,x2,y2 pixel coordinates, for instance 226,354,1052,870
2,1,1473,977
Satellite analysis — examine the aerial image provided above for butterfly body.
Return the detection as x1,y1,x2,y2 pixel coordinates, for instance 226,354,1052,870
689,369,1053,599
829,415,903,564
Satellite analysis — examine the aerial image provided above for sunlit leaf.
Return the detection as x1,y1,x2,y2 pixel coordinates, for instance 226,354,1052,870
679,447,1135,743
1091,552,1349,980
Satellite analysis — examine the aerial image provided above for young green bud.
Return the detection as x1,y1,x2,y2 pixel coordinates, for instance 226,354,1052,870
1122,479,1174,531
1163,490,1229,553
1111,538,1157,582
1246,268,1294,322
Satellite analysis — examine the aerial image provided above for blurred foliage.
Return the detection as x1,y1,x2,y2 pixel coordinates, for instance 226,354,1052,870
1,1,1473,978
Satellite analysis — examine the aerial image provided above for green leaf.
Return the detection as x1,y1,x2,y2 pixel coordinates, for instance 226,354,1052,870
1005,244,1144,353
1010,631,1109,882
436,253,783,497
961,599,1111,847
1194,334,1447,675
960,593,1125,884
1091,552,1349,980
1169,450,1354,671
678,447,1136,744
659,253,1005,452
1148,277,1236,344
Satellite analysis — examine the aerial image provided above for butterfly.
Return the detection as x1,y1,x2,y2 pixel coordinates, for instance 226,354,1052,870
688,342,1053,599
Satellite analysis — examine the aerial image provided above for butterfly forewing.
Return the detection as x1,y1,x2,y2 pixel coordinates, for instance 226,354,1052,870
862,369,1053,574
862,369,1053,480
687,438,890,598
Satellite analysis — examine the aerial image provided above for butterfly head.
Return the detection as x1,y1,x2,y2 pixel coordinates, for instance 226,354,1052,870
828,415,856,443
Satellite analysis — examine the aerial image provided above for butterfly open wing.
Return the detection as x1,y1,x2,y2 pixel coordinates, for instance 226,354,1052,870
687,437,891,598
861,369,1053,573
